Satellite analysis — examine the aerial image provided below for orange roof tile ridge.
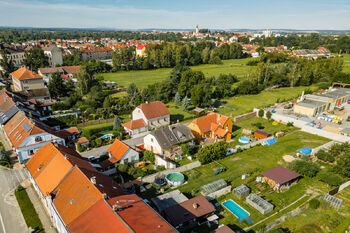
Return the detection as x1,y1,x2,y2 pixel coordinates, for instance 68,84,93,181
103,199,135,233
50,165,76,196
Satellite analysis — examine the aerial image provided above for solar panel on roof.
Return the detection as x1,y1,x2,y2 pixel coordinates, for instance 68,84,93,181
23,122,31,132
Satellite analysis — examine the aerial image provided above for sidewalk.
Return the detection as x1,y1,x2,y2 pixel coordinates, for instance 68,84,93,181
26,186,57,233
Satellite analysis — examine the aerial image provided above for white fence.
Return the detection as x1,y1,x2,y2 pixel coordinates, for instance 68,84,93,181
339,180,350,192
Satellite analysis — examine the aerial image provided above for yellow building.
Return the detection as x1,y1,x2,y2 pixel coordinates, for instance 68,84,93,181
10,67,45,92
293,99,329,117
187,112,233,141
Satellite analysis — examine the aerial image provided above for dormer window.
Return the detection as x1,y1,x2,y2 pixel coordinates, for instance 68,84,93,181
35,136,42,142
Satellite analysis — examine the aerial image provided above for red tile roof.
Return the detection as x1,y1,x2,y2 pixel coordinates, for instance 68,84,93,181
80,47,112,53
262,166,301,185
137,101,170,120
122,118,146,130
190,112,230,134
10,67,42,80
68,199,133,233
77,137,89,144
107,194,177,233
211,225,235,233
136,44,147,50
107,139,130,163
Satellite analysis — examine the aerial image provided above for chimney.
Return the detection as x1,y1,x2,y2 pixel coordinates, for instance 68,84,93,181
192,203,198,209
90,176,96,185
102,193,107,199
64,155,68,160
112,204,121,211
145,101,148,104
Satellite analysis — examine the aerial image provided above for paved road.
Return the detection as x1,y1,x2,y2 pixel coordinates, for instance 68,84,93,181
0,167,28,233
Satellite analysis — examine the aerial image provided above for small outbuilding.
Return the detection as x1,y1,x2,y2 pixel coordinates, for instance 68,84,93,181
246,193,274,215
261,166,301,192
254,130,271,139
193,107,205,116
233,185,250,199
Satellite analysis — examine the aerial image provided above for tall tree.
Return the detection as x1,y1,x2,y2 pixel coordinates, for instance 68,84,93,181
48,72,67,98
0,49,16,78
76,66,95,95
23,48,49,72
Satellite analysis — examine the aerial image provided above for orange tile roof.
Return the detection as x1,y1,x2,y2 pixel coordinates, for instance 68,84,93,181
68,199,133,233
10,67,42,80
107,139,129,163
27,143,95,197
122,119,146,130
52,166,123,225
137,101,170,120
190,112,230,134
77,137,89,144
108,194,177,233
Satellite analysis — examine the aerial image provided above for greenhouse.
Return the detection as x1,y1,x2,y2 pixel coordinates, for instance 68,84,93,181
323,194,343,210
233,185,250,199
246,194,274,215
200,179,227,196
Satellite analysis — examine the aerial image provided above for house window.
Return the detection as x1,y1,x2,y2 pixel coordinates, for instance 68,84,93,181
151,138,153,142
29,150,34,155
35,136,42,142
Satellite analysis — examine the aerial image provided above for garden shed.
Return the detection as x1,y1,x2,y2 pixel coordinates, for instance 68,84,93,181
233,185,250,199
246,193,274,215
254,130,271,139
200,179,227,196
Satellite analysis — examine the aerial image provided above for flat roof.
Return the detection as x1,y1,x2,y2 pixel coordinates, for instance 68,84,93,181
305,94,333,102
296,99,326,109
151,190,189,212
322,88,350,99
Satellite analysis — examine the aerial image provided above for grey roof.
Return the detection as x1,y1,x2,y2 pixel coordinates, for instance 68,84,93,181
151,123,194,149
151,190,189,212
0,105,19,124
341,128,350,134
304,94,333,102
322,88,350,99
296,99,325,109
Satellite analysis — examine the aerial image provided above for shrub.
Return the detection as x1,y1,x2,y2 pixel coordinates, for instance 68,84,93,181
315,149,335,163
77,142,82,152
181,143,199,156
196,141,228,164
309,199,320,209
255,122,264,129
117,164,129,173
266,111,272,120
287,122,294,127
258,109,264,118
288,160,320,177
318,171,343,186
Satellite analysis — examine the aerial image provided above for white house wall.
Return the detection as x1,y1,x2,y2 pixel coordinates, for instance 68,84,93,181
119,148,139,164
144,134,163,154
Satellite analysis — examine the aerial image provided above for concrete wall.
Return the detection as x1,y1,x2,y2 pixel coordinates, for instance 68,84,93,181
339,180,350,192
233,112,257,123
311,141,337,155
142,161,201,183
205,186,232,201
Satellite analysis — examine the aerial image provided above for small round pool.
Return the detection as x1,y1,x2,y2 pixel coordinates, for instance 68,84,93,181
239,136,250,144
166,172,185,187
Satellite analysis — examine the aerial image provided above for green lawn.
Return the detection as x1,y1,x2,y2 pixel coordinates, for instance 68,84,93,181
342,54,350,74
15,186,43,232
175,131,330,230
218,85,320,117
102,58,254,89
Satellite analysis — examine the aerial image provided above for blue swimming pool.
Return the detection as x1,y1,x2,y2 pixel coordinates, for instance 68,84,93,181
222,199,250,219
238,136,250,144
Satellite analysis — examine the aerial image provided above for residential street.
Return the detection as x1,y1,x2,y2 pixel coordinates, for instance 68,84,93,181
0,167,28,233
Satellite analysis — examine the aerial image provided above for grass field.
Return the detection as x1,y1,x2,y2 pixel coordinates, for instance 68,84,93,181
343,54,350,74
15,186,43,232
102,58,254,89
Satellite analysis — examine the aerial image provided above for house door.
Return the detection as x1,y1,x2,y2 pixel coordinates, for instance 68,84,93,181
337,99,341,106
151,146,153,152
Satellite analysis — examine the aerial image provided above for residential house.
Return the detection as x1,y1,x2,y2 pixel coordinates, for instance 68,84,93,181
10,67,50,100
2,110,65,162
107,139,139,164
123,101,170,135
188,112,233,142
151,190,189,213
144,123,193,156
261,166,301,192
80,47,112,61
292,47,331,59
163,195,215,231
211,225,235,233
38,66,80,83
136,44,148,57
42,45,63,67
0,44,25,70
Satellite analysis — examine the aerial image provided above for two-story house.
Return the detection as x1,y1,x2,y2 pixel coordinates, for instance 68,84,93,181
123,101,170,135
42,45,63,67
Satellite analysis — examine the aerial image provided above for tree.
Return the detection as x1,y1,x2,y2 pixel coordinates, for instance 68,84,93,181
288,160,320,177
48,72,67,98
23,48,49,72
318,171,343,186
182,96,190,111
178,70,205,97
143,150,155,163
258,109,264,118
190,83,212,107
113,116,122,130
266,111,272,120
76,66,95,95
174,92,181,105
334,153,350,177
196,141,228,164
0,49,16,78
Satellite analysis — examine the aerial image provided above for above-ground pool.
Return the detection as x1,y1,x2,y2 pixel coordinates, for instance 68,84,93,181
239,137,250,144
166,172,185,187
222,199,250,219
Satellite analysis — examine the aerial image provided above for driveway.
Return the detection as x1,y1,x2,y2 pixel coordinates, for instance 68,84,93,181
0,167,28,233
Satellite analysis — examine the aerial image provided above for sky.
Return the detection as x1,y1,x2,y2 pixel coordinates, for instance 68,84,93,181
0,0,349,30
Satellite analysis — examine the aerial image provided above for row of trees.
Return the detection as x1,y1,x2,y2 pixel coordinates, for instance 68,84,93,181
112,41,246,71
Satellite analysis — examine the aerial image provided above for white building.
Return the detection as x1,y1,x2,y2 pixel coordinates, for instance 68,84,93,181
43,45,63,67
0,45,25,70
107,139,139,164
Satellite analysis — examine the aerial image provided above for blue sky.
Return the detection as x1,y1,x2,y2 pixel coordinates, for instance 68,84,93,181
0,0,349,29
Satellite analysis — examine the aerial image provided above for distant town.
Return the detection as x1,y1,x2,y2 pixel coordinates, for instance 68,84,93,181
0,24,350,233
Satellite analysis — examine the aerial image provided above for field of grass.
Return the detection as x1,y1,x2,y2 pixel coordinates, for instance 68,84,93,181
102,58,254,89
218,85,319,117
342,54,350,74
174,131,330,230
15,186,43,232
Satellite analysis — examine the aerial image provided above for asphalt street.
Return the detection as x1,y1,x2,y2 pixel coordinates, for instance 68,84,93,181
0,167,28,233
